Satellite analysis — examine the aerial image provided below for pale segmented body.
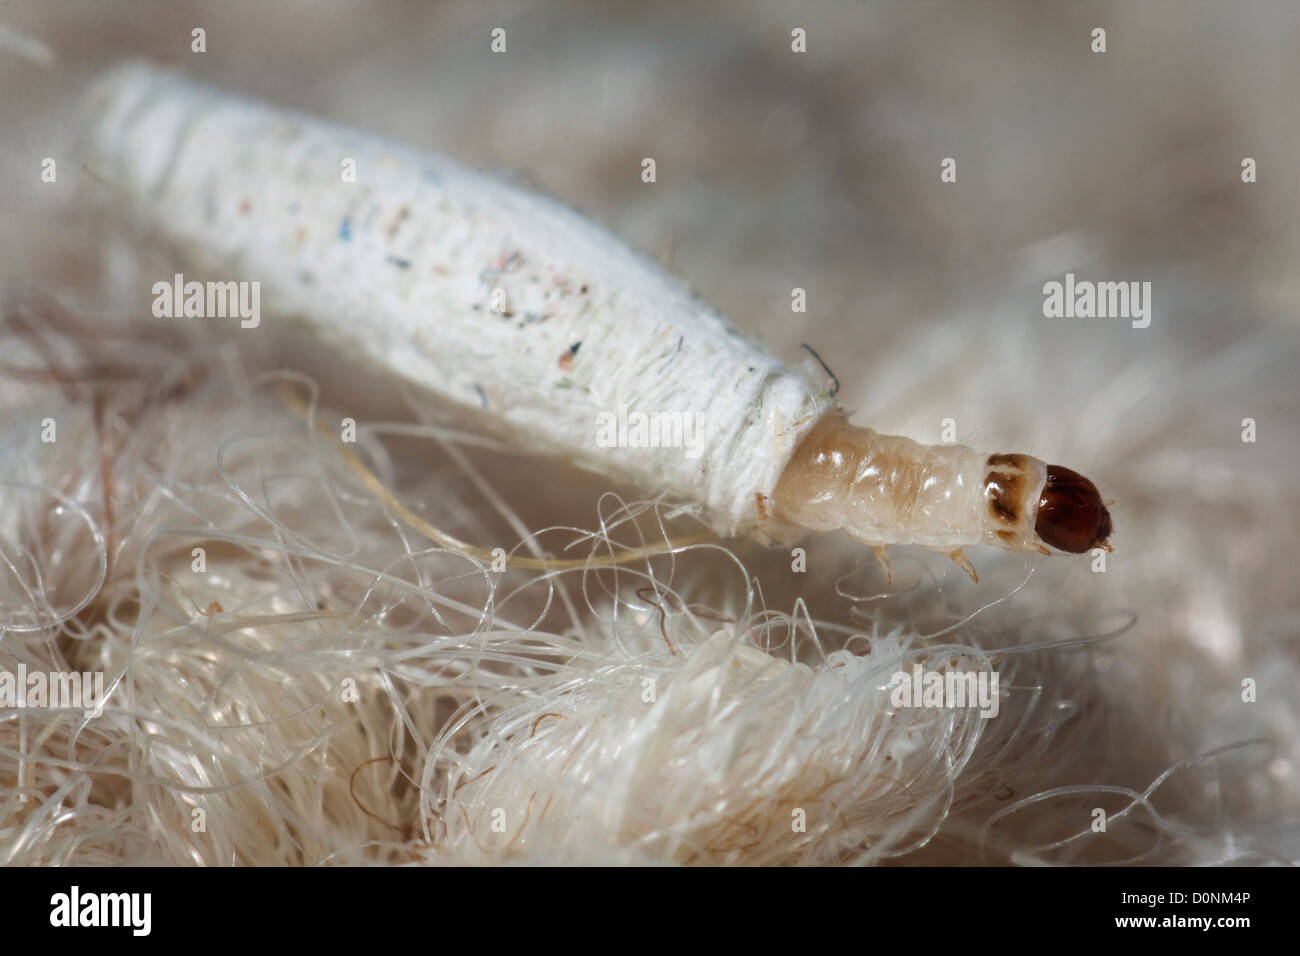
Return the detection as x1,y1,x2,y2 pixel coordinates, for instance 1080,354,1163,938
772,413,1112,575
771,414,1048,550
77,63,1112,572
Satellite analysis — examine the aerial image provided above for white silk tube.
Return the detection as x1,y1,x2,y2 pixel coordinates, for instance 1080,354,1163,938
77,62,832,536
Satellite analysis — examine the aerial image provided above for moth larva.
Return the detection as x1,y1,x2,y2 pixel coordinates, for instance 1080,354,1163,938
771,413,1112,580
77,62,1112,578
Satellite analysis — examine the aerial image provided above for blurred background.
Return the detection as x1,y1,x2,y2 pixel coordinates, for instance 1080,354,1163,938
1,0,1298,863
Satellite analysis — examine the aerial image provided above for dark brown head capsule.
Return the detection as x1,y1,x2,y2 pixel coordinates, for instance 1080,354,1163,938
1034,465,1112,553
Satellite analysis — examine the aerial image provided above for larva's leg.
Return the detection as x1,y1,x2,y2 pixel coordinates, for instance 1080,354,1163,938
947,548,979,583
772,413,1113,564
872,545,894,585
